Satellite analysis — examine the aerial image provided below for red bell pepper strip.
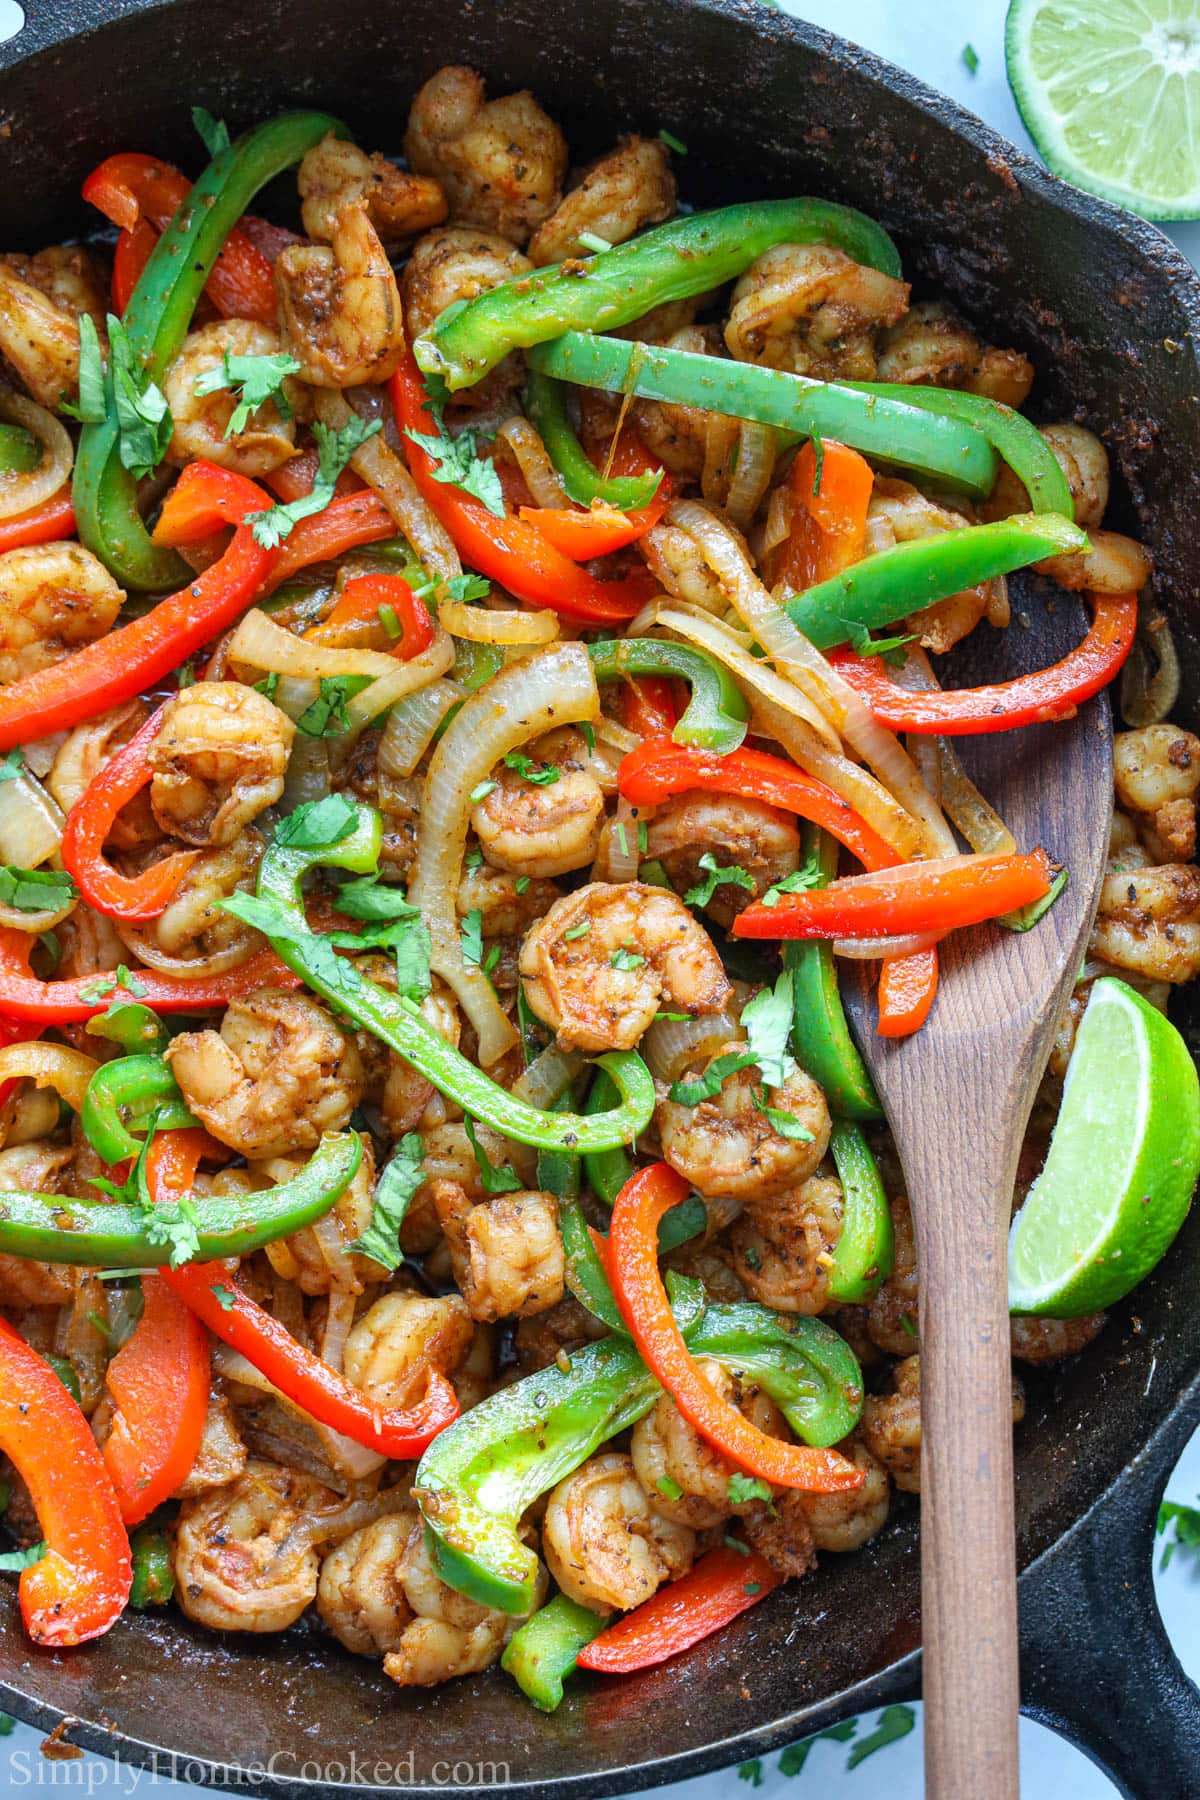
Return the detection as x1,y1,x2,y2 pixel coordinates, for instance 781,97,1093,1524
877,945,940,1038
517,466,669,557
83,153,277,323
101,1272,210,1527
733,849,1054,941
608,1162,864,1492
828,593,1137,735
61,706,200,922
263,448,364,505
576,1542,781,1674
391,355,658,625
111,215,160,316
0,487,75,554
772,438,873,591
256,493,396,597
620,677,679,738
0,1316,131,1645
618,739,900,872
148,1131,460,1458
306,572,434,656
0,926,299,1025
0,463,278,752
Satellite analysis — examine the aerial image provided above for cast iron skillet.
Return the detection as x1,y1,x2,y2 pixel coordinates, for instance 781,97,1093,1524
2,1,1200,1793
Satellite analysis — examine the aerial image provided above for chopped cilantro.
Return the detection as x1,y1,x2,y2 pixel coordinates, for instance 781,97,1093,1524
579,721,596,754
563,919,591,941
1159,1496,1200,1569
254,671,280,702
610,945,645,972
723,1533,751,1556
461,907,484,966
60,311,107,424
193,348,301,437
247,415,381,548
778,1718,858,1776
761,856,822,908
659,129,688,155
483,942,501,974
334,874,420,922
727,1473,773,1506
143,1193,202,1268
668,1049,755,1106
0,866,77,915
685,852,755,909
191,104,231,155
741,971,797,1089
404,420,505,518
347,1133,424,1272
107,313,173,480
738,1762,763,1788
753,1089,814,1142
656,1475,684,1501
0,749,24,784
295,674,373,737
211,1284,236,1313
900,1312,918,1338
503,751,561,786
444,572,492,604
274,794,358,850
846,1706,916,1769
465,1118,522,1194
962,42,980,74
835,616,918,667
324,897,430,1002
0,1542,47,1573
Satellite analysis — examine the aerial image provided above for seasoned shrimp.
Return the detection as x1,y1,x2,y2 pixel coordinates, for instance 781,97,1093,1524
317,1513,415,1656
0,247,107,407
382,1514,543,1687
725,244,909,379
876,300,1034,408
117,830,264,976
165,988,365,1158
1040,528,1152,596
519,880,732,1052
515,1295,608,1374
47,701,151,843
785,1433,890,1553
299,133,447,247
1010,1314,1106,1364
726,1172,843,1314
867,477,1008,652
739,1489,818,1577
404,65,567,245
431,1179,564,1321
658,1052,830,1201
543,1451,695,1614
528,136,675,266
161,320,302,476
0,543,123,684
866,1193,919,1355
985,421,1111,528
174,1392,248,1499
646,793,801,927
147,682,294,846
402,227,532,352
631,325,727,485
1114,725,1200,861
343,1292,474,1410
642,519,729,611
261,1136,391,1295
0,1145,74,1307
862,1357,1025,1495
377,982,462,1139
173,1461,339,1633
1090,863,1200,982
631,1362,784,1529
472,727,609,878
456,862,559,941
275,201,405,388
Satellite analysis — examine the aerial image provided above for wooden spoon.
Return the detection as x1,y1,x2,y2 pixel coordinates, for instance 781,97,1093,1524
843,584,1114,1799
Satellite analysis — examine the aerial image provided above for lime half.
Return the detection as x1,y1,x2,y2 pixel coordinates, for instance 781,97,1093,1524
1009,976,1200,1316
1007,0,1200,219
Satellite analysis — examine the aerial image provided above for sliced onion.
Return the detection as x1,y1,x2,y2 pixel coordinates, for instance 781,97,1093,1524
512,1042,586,1108
380,680,464,778
937,740,1015,854
594,794,641,882
440,599,558,645
0,391,72,521
593,714,642,756
724,423,777,531
278,731,331,815
116,917,263,978
649,602,842,753
1121,599,1180,727
495,416,570,507
229,608,402,680
314,388,460,581
0,767,64,869
211,1343,386,1482
347,633,454,730
643,1008,741,1083
409,642,601,1065
319,1287,358,1374
834,931,943,959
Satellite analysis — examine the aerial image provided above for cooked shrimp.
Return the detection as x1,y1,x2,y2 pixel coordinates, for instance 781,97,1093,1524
382,1514,543,1687
379,982,463,1139
738,1489,818,1578
1090,863,1200,982
431,1179,564,1321
726,1172,843,1314
173,1462,338,1633
642,519,729,611
0,543,123,684
658,1052,830,1201
1041,529,1152,596
528,136,675,265
456,862,559,941
47,702,151,841
519,880,732,1052
261,1136,391,1295
542,1451,695,1614
343,1292,474,1410
161,320,302,476
117,830,264,975
1010,1314,1106,1363
1114,725,1200,861
275,201,405,388
725,244,909,379
404,65,567,245
866,1194,919,1355
785,1433,890,1552
631,325,726,485
867,477,1007,652
165,988,365,1158
299,133,447,247
876,300,1034,408
986,420,1111,527
472,727,609,878
0,1145,74,1307
862,1356,1025,1495
147,681,294,846
0,247,107,407
317,1513,415,1656
401,227,532,350
646,793,801,927
631,1362,784,1529
174,1392,248,1499
514,1295,609,1374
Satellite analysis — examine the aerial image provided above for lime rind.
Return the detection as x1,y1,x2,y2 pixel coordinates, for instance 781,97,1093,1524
1008,976,1200,1316
1006,0,1200,221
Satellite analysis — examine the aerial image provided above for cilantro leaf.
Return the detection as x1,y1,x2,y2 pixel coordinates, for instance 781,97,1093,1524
192,105,231,156
325,904,431,1003
143,1193,202,1268
668,1049,755,1106
211,1284,236,1312
846,1705,916,1769
295,674,373,738
464,1118,522,1194
658,129,688,155
60,311,107,424
444,573,491,603
334,875,422,923
107,313,173,480
741,971,797,1089
1159,1497,1200,1569
404,423,506,518
580,722,596,754
753,1091,814,1142
274,795,358,850
737,1762,762,1788
610,946,645,972
760,856,823,908
656,1475,684,1501
461,907,484,966
778,1718,858,1776
503,751,561,787
962,42,980,75
0,866,77,915
193,349,301,437
0,749,24,784
248,415,381,549
0,1541,47,1573
346,1133,424,1272
685,852,755,909
727,1473,773,1506
835,615,918,667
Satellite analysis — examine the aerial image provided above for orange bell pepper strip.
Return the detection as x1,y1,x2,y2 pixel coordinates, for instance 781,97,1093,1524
0,1316,132,1645
877,946,940,1038
733,849,1055,941
83,152,276,323
0,487,75,554
608,1162,865,1492
391,354,658,625
772,438,874,590
101,1273,210,1527
620,677,679,738
148,1131,460,1459
517,454,670,558
827,592,1137,735
61,706,200,922
256,493,396,597
576,1542,782,1674
305,572,434,656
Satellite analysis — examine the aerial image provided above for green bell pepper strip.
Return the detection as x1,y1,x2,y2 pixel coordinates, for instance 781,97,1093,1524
415,1303,863,1612
528,333,998,497
0,1130,360,1268
44,1353,82,1405
85,1001,172,1057
586,638,748,755
82,1055,198,1165
580,1071,709,1249
501,1592,611,1711
224,804,656,1154
826,1121,894,1303
0,423,40,475
525,367,662,511
74,110,344,590
536,1090,583,1202
128,1524,175,1609
415,198,902,391
783,511,1087,651
785,826,882,1121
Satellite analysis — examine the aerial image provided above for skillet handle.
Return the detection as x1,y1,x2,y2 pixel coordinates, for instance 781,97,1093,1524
1018,1399,1200,1798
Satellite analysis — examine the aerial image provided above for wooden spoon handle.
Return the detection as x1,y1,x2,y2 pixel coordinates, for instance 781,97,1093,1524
918,1172,1020,1799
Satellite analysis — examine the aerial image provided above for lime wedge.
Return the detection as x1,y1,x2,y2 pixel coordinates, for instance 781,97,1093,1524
1006,0,1200,219
1009,976,1200,1316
